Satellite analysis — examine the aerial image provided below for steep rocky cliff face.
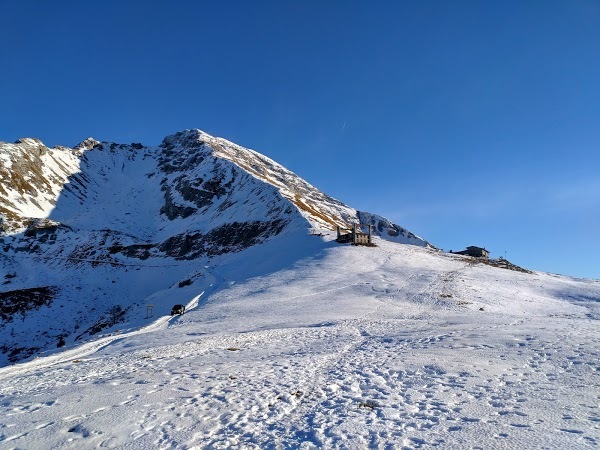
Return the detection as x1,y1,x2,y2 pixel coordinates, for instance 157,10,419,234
0,138,81,233
0,129,430,364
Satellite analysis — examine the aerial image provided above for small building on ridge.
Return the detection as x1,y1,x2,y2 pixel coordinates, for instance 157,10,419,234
452,246,490,258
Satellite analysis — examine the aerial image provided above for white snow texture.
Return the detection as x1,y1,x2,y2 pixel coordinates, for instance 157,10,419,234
0,130,598,449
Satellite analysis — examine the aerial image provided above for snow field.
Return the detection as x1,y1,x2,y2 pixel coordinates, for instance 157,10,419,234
0,239,599,449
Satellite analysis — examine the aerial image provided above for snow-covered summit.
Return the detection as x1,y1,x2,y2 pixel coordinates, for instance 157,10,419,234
13,137,46,148
160,129,428,244
0,128,429,363
73,137,101,151
0,129,429,246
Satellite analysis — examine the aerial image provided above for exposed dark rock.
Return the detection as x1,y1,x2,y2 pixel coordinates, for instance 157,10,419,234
175,178,214,209
159,233,202,259
0,345,41,363
107,220,285,261
205,220,287,255
160,130,206,151
160,188,197,220
108,243,156,260
159,220,287,259
23,218,64,238
470,257,533,274
0,286,56,323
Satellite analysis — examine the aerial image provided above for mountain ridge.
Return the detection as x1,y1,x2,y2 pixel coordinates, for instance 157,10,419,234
0,128,429,364
1,129,430,247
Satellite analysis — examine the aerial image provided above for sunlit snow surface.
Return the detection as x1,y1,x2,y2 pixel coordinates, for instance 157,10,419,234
0,237,599,449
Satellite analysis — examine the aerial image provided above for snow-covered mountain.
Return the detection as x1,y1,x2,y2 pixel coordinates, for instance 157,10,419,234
1,130,427,244
0,129,428,364
1,130,599,449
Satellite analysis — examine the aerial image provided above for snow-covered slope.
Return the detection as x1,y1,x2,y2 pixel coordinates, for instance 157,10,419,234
0,238,598,449
0,129,598,448
0,129,429,364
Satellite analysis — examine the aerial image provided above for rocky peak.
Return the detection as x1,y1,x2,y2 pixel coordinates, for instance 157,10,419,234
14,137,45,147
161,129,211,151
74,137,101,151
11,138,48,155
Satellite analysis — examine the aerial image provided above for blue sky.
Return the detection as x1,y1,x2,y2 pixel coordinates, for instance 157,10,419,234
1,1,598,278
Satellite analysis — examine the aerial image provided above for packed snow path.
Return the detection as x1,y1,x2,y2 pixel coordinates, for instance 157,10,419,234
0,240,598,449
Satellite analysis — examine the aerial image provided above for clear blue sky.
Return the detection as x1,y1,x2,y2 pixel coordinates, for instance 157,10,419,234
1,1,598,278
